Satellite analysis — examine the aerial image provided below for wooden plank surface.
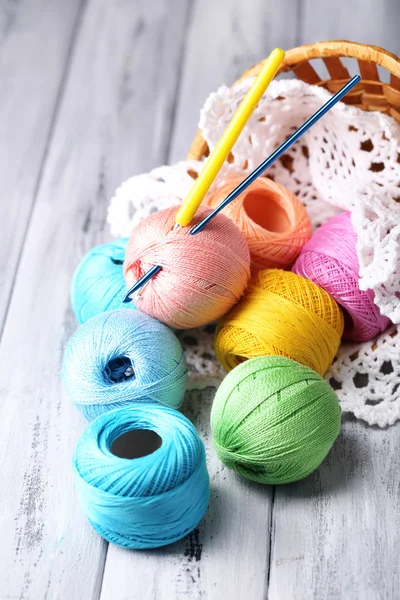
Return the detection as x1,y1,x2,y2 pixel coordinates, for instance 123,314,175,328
101,388,273,600
2,0,400,598
269,416,400,600
169,0,299,164
101,1,285,596
0,0,83,336
0,1,190,598
299,0,399,56
267,4,400,599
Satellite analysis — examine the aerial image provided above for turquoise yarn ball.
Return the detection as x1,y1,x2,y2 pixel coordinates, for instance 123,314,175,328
73,404,210,549
62,310,188,420
71,238,134,323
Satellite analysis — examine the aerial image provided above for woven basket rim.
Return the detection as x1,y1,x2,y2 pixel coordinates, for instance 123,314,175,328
251,40,400,79
187,40,400,161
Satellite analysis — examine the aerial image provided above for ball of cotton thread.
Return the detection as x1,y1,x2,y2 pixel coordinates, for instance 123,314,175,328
214,269,344,376
73,404,210,549
71,238,134,323
123,205,251,329
204,176,312,272
62,309,187,420
211,355,341,484
293,211,391,341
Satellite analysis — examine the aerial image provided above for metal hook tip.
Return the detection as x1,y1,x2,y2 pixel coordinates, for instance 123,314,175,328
122,292,133,304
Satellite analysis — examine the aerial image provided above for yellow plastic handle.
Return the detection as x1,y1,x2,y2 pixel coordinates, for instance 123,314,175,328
175,47,285,227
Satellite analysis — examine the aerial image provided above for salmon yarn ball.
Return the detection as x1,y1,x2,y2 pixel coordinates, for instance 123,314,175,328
124,206,251,329
204,176,312,272
214,269,344,376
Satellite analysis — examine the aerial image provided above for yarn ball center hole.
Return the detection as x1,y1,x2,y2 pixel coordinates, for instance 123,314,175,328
110,429,163,459
104,356,135,384
110,257,124,265
243,190,290,233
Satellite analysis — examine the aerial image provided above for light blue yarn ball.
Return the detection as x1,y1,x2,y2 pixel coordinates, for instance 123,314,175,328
62,309,188,420
71,238,135,323
73,404,210,549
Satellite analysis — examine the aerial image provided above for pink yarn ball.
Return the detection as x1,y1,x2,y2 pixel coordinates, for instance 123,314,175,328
293,211,390,341
124,206,251,329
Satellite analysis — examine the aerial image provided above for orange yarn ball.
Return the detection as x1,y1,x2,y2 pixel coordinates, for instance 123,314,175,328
204,176,312,272
124,206,251,329
214,269,344,376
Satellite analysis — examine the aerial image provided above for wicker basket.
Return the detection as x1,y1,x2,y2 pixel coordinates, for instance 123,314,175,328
188,40,400,161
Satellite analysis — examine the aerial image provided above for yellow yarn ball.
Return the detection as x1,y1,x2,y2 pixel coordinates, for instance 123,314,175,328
214,269,344,376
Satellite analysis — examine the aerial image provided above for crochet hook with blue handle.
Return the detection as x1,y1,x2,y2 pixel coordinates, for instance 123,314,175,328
190,75,360,235
123,74,360,302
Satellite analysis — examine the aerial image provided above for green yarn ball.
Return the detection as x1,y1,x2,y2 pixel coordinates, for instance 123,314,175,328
211,356,341,484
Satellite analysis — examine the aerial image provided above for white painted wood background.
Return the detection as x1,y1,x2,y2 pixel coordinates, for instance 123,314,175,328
1,1,399,598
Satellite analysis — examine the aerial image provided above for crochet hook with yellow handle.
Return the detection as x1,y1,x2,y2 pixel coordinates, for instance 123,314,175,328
123,47,285,303
174,47,285,228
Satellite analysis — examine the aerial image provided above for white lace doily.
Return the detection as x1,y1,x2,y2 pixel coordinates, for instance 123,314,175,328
108,79,400,428
108,161,203,237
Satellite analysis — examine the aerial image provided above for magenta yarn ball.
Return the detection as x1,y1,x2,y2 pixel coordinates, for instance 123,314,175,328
124,205,251,329
293,211,390,341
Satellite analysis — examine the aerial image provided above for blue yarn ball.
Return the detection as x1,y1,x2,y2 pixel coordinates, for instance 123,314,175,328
71,238,134,323
73,404,210,549
62,310,188,420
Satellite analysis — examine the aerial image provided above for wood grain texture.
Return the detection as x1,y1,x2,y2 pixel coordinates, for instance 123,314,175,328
298,0,399,54
0,0,83,336
168,0,300,163
297,0,400,83
100,1,286,596
2,0,400,598
0,0,190,598
268,415,400,600
101,388,273,600
267,6,400,599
